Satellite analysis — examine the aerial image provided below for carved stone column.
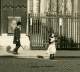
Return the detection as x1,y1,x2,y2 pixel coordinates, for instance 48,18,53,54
33,0,40,15
40,0,47,16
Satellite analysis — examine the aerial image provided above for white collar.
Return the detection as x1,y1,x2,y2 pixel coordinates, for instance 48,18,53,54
17,26,19,28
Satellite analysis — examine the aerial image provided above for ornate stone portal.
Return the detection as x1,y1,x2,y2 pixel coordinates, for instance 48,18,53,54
0,0,30,50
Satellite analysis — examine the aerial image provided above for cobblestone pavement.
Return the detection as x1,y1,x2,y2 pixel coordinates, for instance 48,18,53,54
0,58,80,72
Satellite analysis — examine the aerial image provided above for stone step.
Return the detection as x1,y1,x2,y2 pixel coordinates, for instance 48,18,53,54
0,35,30,51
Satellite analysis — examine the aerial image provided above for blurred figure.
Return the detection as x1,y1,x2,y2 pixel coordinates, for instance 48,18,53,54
47,33,56,60
13,22,21,54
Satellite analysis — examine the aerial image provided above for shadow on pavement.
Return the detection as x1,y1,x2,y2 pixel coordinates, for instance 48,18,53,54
37,55,44,59
6,46,13,53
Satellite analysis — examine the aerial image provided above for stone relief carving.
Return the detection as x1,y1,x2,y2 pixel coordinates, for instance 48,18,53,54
66,0,72,14
59,0,64,14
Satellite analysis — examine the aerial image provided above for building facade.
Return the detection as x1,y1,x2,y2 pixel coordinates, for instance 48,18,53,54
0,0,80,49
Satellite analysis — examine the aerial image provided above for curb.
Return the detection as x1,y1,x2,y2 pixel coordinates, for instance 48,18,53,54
0,55,80,59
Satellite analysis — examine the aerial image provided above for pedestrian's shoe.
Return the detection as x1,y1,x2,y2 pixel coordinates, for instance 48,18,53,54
13,51,18,54
49,54,55,60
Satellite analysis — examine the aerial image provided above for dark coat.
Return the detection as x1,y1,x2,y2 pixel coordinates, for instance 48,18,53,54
13,27,21,44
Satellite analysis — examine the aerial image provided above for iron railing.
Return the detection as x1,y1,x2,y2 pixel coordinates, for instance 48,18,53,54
29,13,80,50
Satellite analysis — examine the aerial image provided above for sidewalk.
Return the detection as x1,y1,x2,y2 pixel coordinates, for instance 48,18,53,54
0,49,80,59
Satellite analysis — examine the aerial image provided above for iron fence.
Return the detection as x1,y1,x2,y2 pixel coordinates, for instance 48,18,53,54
28,14,80,50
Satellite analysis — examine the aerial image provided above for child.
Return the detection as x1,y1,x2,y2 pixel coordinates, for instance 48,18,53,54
47,33,56,59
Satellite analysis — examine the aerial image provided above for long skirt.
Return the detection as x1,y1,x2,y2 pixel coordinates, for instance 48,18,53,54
47,43,56,54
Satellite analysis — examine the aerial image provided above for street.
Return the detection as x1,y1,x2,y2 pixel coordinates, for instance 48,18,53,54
0,57,80,72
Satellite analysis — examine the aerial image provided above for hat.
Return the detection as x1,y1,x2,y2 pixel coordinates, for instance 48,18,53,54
17,22,21,26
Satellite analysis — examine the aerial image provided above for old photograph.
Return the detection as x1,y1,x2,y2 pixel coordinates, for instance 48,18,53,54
0,0,80,72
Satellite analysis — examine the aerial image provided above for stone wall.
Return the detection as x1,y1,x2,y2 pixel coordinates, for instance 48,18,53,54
0,34,30,51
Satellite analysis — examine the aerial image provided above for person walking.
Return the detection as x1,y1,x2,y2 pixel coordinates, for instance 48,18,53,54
47,33,56,59
13,22,21,54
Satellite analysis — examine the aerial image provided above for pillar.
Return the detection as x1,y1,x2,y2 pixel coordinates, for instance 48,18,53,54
0,0,1,35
